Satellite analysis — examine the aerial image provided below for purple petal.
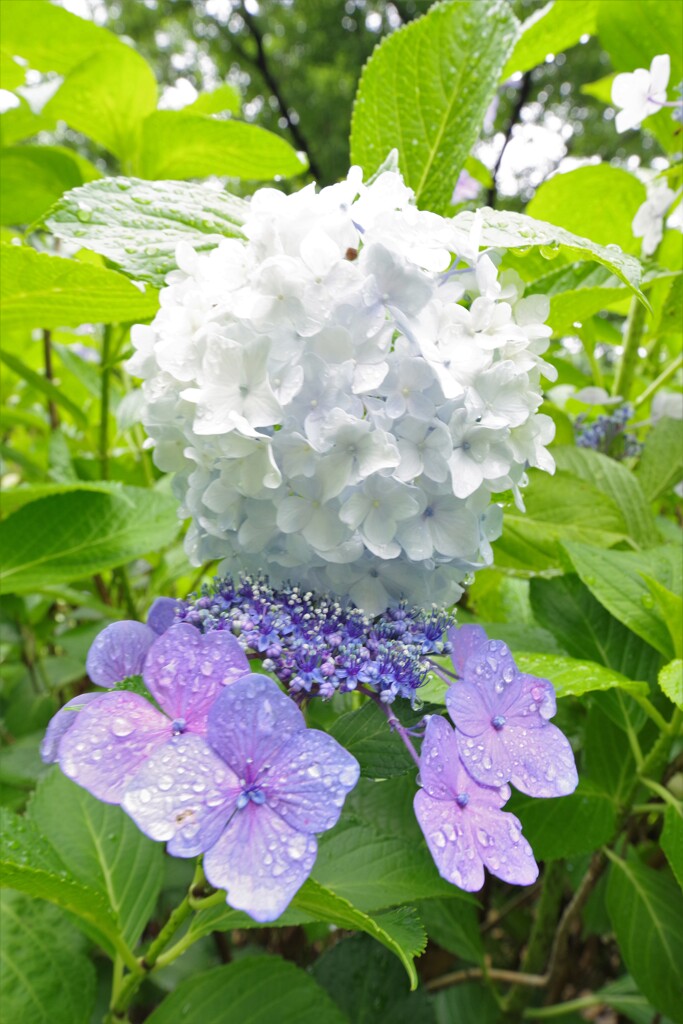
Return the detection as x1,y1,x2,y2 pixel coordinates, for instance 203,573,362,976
58,691,170,803
203,803,318,922
447,624,489,677
86,621,157,687
41,693,102,763
446,681,492,737
469,804,539,886
503,723,578,798
462,638,519,696
517,673,557,720
143,623,249,731
457,728,511,789
414,790,485,891
265,730,359,834
418,715,470,800
147,597,184,635
207,675,305,779
122,734,240,857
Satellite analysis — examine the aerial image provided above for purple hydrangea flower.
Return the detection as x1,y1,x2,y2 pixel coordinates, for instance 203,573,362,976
414,715,538,891
86,620,158,687
446,626,577,798
147,597,185,635
56,623,250,804
122,674,360,922
40,693,102,764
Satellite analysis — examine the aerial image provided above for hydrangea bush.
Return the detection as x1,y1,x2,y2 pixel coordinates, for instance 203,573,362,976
1,3,682,1024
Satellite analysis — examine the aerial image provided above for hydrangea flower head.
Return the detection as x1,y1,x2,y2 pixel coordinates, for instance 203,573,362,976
414,715,538,891
128,165,556,613
612,53,670,132
123,674,360,921
445,625,577,798
53,623,250,803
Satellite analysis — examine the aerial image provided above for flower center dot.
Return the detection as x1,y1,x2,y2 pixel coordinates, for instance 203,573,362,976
456,792,469,807
171,718,187,735
491,715,506,730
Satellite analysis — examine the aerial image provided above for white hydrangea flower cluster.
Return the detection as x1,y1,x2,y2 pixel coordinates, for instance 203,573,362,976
128,167,556,614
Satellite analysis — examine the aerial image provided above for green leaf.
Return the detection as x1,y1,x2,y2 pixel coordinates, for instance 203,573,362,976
527,165,646,255
452,207,645,298
0,807,122,955
311,934,435,1024
0,479,153,517
0,245,159,329
0,50,25,89
583,696,637,804
658,660,683,710
416,898,484,965
529,575,663,685
0,96,55,147
502,0,598,77
661,805,683,891
46,176,248,288
640,578,683,659
493,469,630,574
552,445,658,549
137,111,307,181
532,261,628,333
29,770,164,947
433,983,500,1024
562,542,681,659
329,701,417,779
512,651,649,699
0,144,99,226
606,855,683,1024
313,816,471,911
636,418,683,502
0,350,89,429
597,0,683,155
507,782,616,861
293,879,425,989
0,0,123,75
44,45,158,161
0,486,180,593
185,84,241,116
144,956,348,1024
0,891,97,1024
350,0,519,214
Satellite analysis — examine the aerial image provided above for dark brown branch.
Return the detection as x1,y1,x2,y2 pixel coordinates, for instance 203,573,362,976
487,70,533,209
42,330,59,430
237,3,322,181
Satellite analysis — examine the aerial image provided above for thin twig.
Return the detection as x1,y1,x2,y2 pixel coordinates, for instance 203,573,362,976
42,329,60,430
237,3,321,181
426,967,547,993
487,71,533,208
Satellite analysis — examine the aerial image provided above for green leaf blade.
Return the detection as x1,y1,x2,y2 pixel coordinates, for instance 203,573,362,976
0,245,159,329
606,856,683,1023
0,486,181,593
46,177,249,287
144,957,348,1024
351,0,519,214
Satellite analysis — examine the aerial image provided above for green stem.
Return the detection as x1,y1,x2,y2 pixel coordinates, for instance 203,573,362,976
640,777,683,814
634,352,683,409
632,694,670,734
612,295,648,401
578,322,604,390
100,324,112,480
114,566,138,620
109,861,207,1019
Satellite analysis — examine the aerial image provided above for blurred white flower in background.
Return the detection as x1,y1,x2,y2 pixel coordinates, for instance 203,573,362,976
612,54,670,133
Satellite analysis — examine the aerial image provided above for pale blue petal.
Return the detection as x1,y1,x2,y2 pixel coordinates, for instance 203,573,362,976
265,729,359,834
86,621,156,687
41,693,103,764
207,674,305,779
414,790,485,892
122,734,240,857
147,597,184,635
203,803,318,922
58,691,170,804
143,622,249,732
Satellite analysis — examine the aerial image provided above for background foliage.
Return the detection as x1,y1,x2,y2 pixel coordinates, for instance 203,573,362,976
0,1,681,1022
